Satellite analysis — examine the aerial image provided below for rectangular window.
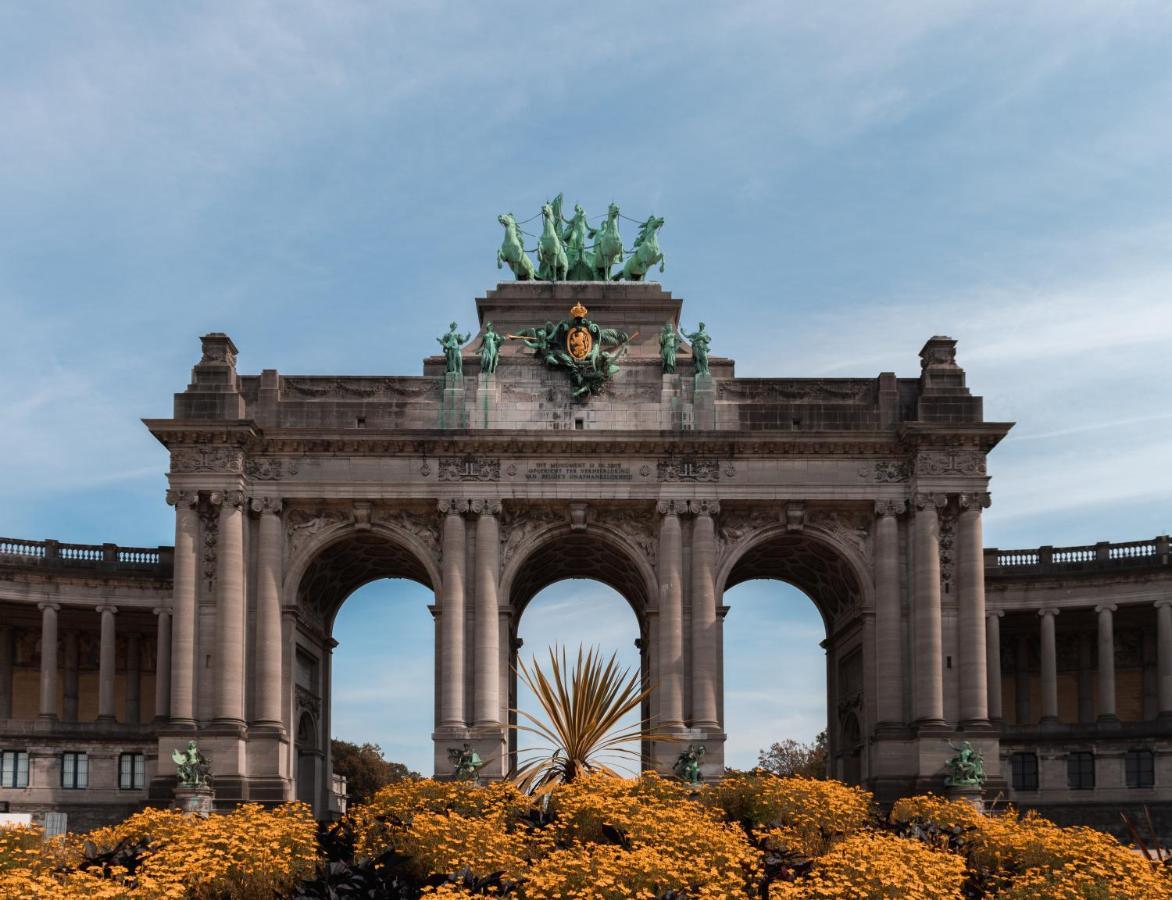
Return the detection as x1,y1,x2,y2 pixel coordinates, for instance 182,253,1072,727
1067,751,1095,790
1010,752,1039,791
119,753,146,790
61,752,88,790
0,751,29,788
1125,749,1155,788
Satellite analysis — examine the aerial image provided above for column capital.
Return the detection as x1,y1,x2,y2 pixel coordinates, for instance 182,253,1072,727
1095,603,1118,614
153,606,172,617
656,499,683,517
1038,607,1060,618
959,492,992,511
165,489,199,508
209,490,245,509
874,498,907,518
913,492,948,511
37,601,60,612
986,609,1005,619
1156,599,1172,610
95,604,118,615
250,496,283,515
438,498,471,516
687,499,720,517
471,498,502,516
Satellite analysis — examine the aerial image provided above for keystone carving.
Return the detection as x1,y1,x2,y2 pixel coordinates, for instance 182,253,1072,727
784,502,806,532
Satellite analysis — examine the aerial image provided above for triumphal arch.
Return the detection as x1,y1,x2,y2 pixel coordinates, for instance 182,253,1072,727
129,274,1009,812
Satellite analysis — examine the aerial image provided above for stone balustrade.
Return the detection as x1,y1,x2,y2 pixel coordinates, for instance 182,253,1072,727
985,536,1169,576
0,537,173,578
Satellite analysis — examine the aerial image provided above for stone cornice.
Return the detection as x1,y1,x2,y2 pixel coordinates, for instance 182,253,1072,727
142,419,260,451
897,422,1014,452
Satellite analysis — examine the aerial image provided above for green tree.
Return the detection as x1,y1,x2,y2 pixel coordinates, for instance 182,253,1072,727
756,730,827,779
330,740,418,805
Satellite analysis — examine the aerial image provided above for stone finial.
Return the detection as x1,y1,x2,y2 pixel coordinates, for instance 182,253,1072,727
919,336,957,371
199,333,238,369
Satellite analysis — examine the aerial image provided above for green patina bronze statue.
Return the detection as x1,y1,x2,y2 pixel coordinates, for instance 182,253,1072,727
508,301,632,399
480,322,503,375
945,740,985,787
437,322,471,375
659,323,679,374
683,322,711,376
494,196,666,282
172,740,212,788
448,744,484,783
673,744,706,787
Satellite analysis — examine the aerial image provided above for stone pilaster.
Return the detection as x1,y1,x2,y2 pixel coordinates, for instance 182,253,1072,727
874,499,905,728
438,499,469,729
1095,603,1118,722
656,500,685,730
689,500,719,730
1038,608,1059,724
154,607,172,722
985,610,1003,721
1157,598,1172,716
440,373,467,429
97,605,118,722
472,500,502,727
166,489,199,728
212,490,247,726
38,602,59,720
958,492,991,727
693,373,716,430
912,492,946,726
252,497,285,730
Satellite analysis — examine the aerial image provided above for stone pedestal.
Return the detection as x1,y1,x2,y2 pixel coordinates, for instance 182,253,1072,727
660,373,681,430
475,372,500,429
945,783,984,812
693,373,716,430
440,373,467,429
173,785,214,816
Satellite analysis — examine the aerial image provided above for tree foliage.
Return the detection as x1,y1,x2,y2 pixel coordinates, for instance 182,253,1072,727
330,740,419,805
756,730,827,779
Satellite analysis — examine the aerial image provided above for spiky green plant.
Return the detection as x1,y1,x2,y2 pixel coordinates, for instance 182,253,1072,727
511,645,659,794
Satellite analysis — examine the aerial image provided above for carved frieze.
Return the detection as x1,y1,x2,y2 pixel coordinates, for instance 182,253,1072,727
171,447,245,474
438,456,501,482
593,507,658,567
374,508,441,565
717,380,870,403
807,508,871,559
915,450,986,477
717,507,778,554
245,458,299,480
286,507,350,558
500,504,564,569
858,460,911,483
657,456,719,482
282,377,436,400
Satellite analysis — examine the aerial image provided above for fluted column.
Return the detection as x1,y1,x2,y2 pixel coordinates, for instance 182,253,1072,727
0,626,12,719
38,602,59,719
473,500,502,727
213,490,246,725
97,605,117,722
874,500,906,727
1096,603,1117,721
958,492,991,726
689,500,719,730
439,499,468,729
125,632,141,724
1157,599,1172,716
253,497,285,729
154,607,172,722
63,630,79,721
1039,608,1059,723
656,501,684,730
166,490,199,727
912,493,946,725
986,610,1003,721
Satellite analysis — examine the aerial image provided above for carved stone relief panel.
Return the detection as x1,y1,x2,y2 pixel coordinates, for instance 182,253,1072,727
438,456,501,482
245,457,299,480
373,507,442,567
806,507,872,560
500,504,564,570
857,460,911,483
198,503,218,591
938,504,957,595
592,507,658,568
657,456,720,482
285,507,350,561
171,447,245,474
915,450,986,477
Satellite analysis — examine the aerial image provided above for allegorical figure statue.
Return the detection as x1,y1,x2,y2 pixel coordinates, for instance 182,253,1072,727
673,744,706,787
437,322,471,376
480,322,502,375
945,740,985,787
683,322,711,376
448,744,484,783
172,740,212,788
659,323,678,374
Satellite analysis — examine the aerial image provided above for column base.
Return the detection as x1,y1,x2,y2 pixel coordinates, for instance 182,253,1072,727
959,718,994,732
1037,715,1061,730
96,714,116,724
1096,714,1121,729
913,718,950,734
873,721,913,738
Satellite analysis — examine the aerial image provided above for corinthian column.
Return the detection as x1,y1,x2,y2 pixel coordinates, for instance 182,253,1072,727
473,500,502,727
690,500,719,730
97,605,117,722
253,497,285,729
166,490,199,727
1039,608,1060,723
958,492,991,726
213,490,246,726
873,500,905,727
38,602,60,720
656,501,684,730
439,499,468,729
912,492,946,726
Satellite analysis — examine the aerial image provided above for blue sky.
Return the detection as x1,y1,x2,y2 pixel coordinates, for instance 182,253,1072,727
3,2,1171,773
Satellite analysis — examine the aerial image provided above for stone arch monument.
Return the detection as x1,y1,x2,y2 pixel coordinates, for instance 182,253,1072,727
137,281,1009,813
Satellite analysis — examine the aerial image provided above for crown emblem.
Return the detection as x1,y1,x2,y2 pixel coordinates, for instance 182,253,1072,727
569,300,588,319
